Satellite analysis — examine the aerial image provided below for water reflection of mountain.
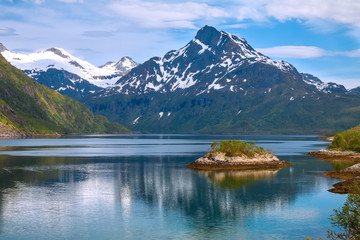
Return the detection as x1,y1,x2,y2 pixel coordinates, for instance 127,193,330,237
0,155,90,190
113,156,300,224
113,155,337,227
0,153,338,237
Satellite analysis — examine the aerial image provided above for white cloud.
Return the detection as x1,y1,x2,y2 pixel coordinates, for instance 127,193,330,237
57,0,83,3
107,0,228,29
256,46,330,58
104,0,360,32
341,49,360,57
264,0,360,27
82,30,115,38
220,23,249,29
33,0,83,3
256,46,360,59
0,27,18,36
232,0,269,22
228,0,360,35
34,0,45,4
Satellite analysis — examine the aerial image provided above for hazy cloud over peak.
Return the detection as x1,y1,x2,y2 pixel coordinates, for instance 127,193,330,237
107,1,228,29
257,46,360,59
82,30,115,38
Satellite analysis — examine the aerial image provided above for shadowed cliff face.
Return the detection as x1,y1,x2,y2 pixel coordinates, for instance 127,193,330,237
0,43,7,52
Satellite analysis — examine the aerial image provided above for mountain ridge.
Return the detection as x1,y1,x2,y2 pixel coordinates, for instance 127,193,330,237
0,53,129,136
104,25,297,96
0,46,138,99
85,25,360,134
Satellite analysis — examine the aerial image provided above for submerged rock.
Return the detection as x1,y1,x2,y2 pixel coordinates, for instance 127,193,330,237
187,151,292,170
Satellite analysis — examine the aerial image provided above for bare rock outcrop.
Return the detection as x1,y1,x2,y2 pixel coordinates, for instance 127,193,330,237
187,152,292,170
308,149,360,162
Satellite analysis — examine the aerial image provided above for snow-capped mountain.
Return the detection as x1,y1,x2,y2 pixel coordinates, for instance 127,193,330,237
87,25,360,134
100,57,138,76
105,25,296,96
300,72,347,94
102,26,351,97
3,26,359,134
350,87,360,95
0,46,137,99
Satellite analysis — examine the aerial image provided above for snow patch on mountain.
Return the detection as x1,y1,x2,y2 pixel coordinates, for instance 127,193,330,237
105,26,298,96
100,56,138,76
193,39,215,55
1,47,137,88
300,72,347,94
132,116,141,125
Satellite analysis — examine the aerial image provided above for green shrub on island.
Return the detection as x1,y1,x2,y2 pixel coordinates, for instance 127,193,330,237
210,140,274,157
328,129,360,152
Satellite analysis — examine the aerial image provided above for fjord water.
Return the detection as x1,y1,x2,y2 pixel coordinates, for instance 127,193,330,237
0,135,346,239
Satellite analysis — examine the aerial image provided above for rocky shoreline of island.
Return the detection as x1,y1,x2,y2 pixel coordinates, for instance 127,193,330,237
308,148,360,194
187,151,292,170
308,149,360,161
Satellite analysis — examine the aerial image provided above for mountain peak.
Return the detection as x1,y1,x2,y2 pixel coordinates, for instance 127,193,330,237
193,25,257,57
115,56,137,71
45,47,70,59
195,25,222,45
119,56,133,61
197,25,219,34
0,43,8,52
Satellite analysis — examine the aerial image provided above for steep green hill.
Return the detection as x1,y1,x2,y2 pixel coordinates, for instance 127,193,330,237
328,125,360,152
0,54,129,136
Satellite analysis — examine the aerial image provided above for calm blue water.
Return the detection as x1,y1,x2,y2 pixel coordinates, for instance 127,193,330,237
0,135,346,239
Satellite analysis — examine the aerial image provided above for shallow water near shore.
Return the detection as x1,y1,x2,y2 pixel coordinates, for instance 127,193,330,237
0,135,346,239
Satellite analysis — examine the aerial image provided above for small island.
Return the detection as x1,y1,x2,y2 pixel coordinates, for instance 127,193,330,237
309,126,360,162
187,140,292,170
308,126,360,193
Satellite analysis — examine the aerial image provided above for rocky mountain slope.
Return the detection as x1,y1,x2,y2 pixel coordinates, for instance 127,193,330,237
0,53,129,137
300,72,347,94
0,44,137,100
85,26,360,134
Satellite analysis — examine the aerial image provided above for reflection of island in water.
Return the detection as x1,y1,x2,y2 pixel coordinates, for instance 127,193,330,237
0,154,333,239
328,160,355,171
197,169,279,189
112,156,301,226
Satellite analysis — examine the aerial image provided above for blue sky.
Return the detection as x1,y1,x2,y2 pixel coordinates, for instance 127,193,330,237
1,0,360,88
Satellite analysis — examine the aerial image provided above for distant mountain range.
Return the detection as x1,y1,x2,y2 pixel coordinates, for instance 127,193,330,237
85,26,360,134
0,32,356,100
1,26,360,134
0,44,137,100
0,53,129,136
